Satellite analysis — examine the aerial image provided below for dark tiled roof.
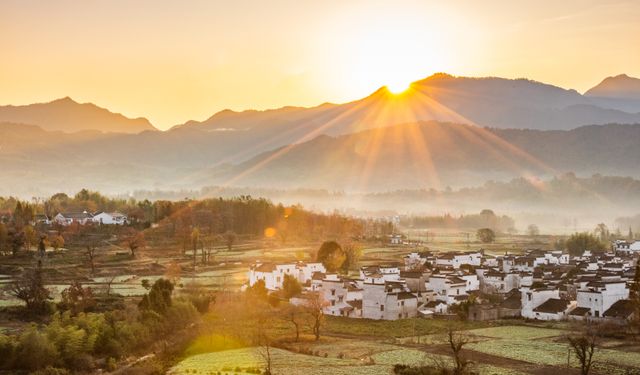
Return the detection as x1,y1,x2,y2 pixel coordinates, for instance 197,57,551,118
500,293,522,309
569,307,591,316
311,271,325,280
533,298,570,314
254,263,277,272
397,292,417,300
603,299,635,318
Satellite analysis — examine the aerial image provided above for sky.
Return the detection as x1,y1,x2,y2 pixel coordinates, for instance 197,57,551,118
1,0,639,130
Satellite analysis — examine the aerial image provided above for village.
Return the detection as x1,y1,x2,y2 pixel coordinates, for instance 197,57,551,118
248,238,639,324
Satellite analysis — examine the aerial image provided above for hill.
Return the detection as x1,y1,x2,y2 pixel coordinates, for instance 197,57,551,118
0,97,156,133
175,73,640,137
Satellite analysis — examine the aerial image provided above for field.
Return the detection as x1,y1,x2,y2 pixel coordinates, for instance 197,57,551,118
2,232,638,375
172,322,640,375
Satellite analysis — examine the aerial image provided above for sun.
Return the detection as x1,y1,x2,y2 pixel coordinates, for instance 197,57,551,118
386,80,411,94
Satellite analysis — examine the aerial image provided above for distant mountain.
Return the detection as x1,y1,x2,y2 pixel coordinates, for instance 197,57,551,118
0,97,156,133
1,120,639,196
202,122,640,191
175,73,640,138
585,74,640,100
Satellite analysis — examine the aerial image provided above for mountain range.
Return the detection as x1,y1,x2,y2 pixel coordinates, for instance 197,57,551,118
0,97,156,133
1,72,640,200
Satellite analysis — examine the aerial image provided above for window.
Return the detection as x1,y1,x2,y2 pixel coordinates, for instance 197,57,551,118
380,305,384,311
401,301,405,306
399,313,402,319
331,289,336,296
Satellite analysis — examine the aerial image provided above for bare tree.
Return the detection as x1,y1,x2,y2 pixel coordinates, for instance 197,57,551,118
9,261,51,313
121,228,145,257
568,327,598,375
223,230,237,252
306,292,327,341
85,245,97,274
283,304,304,342
447,327,471,375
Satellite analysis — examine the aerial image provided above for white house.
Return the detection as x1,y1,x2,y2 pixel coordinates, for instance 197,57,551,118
531,298,575,321
436,252,482,269
360,265,401,283
54,212,93,226
362,280,418,320
321,275,362,318
521,287,560,319
614,240,640,254
480,270,521,294
248,261,326,291
427,275,468,305
575,281,629,318
92,212,128,225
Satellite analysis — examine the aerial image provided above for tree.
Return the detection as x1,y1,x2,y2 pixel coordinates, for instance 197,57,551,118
526,224,540,237
121,228,145,257
8,229,25,256
565,233,607,256
316,241,346,272
37,235,46,257
476,228,495,243
23,225,37,251
306,292,327,341
191,227,200,267
631,263,640,329
223,230,237,252
447,327,471,375
342,241,363,272
283,304,304,342
0,223,8,255
568,328,597,375
594,223,609,242
49,234,64,251
138,278,174,315
60,280,96,315
246,280,269,301
282,274,302,299
9,262,51,313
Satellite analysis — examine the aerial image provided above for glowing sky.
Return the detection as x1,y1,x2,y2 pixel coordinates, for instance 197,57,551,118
1,0,639,129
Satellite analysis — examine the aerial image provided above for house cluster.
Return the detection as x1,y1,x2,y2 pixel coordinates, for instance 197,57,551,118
53,211,128,226
248,244,638,323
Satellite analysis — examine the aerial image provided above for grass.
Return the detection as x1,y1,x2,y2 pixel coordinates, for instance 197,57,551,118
324,316,488,338
169,347,383,375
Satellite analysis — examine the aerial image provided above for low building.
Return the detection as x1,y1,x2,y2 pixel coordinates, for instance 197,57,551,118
362,280,418,320
92,211,128,225
531,298,575,321
54,212,93,226
575,281,629,318
248,261,327,291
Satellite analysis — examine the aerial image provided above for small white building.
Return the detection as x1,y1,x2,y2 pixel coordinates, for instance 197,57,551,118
427,275,468,305
54,212,93,226
436,252,482,269
92,211,128,225
521,287,560,319
575,281,629,318
613,240,640,254
362,280,418,320
248,261,327,291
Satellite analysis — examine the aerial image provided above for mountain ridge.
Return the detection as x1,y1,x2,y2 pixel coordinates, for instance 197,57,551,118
0,97,157,134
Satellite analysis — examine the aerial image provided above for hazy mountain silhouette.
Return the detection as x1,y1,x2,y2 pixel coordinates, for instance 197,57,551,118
0,97,156,133
3,120,638,196
176,73,640,136
200,122,640,191
585,74,640,100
